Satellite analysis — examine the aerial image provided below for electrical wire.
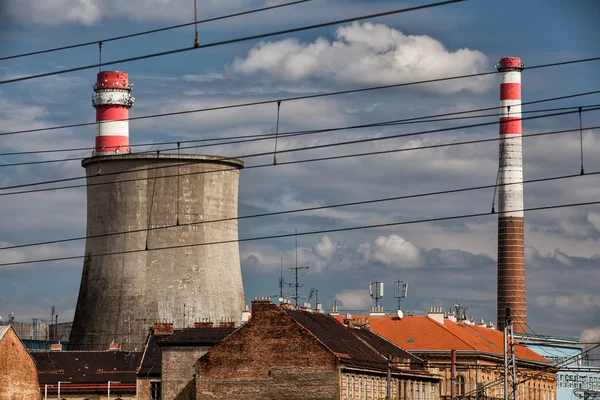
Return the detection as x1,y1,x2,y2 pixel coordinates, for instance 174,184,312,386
2,198,600,267
2,122,599,199
3,103,599,168
1,107,599,194
3,170,599,251
1,66,599,138
0,0,465,85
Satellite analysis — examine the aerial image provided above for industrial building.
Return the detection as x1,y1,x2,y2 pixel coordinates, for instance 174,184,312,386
69,71,246,351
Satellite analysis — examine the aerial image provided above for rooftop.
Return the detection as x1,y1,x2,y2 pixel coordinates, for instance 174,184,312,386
32,350,142,385
337,315,549,364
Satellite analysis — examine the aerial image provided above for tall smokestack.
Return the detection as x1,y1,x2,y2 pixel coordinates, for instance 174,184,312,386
92,71,134,155
496,57,526,333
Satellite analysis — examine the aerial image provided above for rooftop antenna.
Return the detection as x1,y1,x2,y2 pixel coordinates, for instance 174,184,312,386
394,280,408,318
308,288,319,309
289,229,309,307
369,281,384,307
454,300,468,322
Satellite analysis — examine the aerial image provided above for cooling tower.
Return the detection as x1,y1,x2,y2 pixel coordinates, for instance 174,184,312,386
69,154,246,350
70,71,246,350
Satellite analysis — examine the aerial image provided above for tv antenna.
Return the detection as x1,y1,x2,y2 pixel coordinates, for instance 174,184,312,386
289,229,309,307
369,281,384,307
394,280,408,318
454,300,468,322
308,288,319,309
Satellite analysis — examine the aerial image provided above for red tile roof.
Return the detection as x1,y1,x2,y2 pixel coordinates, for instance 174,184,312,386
335,315,548,363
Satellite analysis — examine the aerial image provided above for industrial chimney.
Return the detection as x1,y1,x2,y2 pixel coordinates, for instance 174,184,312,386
70,71,246,350
92,71,134,155
496,57,526,333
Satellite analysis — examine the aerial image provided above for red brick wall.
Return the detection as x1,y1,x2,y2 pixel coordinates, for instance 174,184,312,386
0,328,41,400
196,301,339,399
497,217,526,333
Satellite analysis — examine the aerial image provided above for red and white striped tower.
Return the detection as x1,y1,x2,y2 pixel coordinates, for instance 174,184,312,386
92,71,134,155
496,57,526,333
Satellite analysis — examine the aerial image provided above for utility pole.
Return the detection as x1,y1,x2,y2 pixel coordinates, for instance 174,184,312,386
504,304,518,400
369,281,384,307
386,354,392,400
393,280,408,311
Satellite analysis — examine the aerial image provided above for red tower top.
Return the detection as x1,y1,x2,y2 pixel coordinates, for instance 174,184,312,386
497,57,524,71
94,71,132,90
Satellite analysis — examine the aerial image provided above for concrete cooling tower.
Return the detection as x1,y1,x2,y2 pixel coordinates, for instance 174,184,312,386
69,72,246,351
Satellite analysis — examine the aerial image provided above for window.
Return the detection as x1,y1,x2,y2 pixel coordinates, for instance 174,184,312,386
150,381,161,400
345,376,349,400
431,383,435,400
456,376,466,396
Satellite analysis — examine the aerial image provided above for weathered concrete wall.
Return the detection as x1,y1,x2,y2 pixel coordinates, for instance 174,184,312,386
0,328,41,400
162,347,211,400
70,154,245,351
196,301,339,400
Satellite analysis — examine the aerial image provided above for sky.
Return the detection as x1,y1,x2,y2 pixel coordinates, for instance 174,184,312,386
1,0,600,342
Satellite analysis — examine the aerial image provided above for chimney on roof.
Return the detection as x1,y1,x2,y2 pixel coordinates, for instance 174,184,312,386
49,343,63,352
343,313,354,328
488,321,495,330
329,303,339,317
369,304,386,318
315,303,324,314
154,319,174,335
478,318,487,327
218,317,236,329
279,298,294,311
241,304,251,322
194,318,214,329
108,342,122,351
427,306,445,325
446,309,457,323
301,302,313,313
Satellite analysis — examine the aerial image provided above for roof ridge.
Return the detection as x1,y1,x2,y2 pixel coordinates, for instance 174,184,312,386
438,319,477,351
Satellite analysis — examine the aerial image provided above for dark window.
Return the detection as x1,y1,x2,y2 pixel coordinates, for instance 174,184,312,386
151,381,161,400
456,375,466,395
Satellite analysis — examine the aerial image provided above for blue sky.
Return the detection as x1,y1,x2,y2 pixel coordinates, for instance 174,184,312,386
1,0,600,341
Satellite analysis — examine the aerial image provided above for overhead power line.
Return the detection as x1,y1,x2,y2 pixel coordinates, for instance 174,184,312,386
2,198,600,267
1,106,599,194
1,63,599,138
2,170,598,251
3,103,600,169
0,0,315,61
1,121,599,198
0,0,464,85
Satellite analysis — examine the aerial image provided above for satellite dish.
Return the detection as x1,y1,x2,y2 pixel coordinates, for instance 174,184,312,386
397,309,404,319
278,297,284,303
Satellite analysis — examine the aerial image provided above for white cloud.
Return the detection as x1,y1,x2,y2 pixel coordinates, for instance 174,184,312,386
313,235,336,261
233,22,491,94
335,288,372,311
358,234,423,268
5,0,101,26
581,327,600,343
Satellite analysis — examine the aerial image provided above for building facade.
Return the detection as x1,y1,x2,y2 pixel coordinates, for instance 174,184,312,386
0,326,41,400
515,334,600,400
339,307,556,400
195,298,441,400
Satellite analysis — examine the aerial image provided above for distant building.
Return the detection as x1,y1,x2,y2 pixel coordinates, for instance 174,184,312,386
195,298,441,400
515,333,600,400
137,320,235,400
0,325,41,400
0,318,71,351
31,345,141,399
338,307,556,400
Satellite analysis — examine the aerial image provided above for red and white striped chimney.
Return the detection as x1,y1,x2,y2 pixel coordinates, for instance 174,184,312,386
496,57,526,333
92,71,134,155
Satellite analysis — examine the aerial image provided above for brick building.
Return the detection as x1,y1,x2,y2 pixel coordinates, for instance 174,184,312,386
137,320,235,400
32,345,141,399
195,298,441,400
339,307,556,400
0,325,41,400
